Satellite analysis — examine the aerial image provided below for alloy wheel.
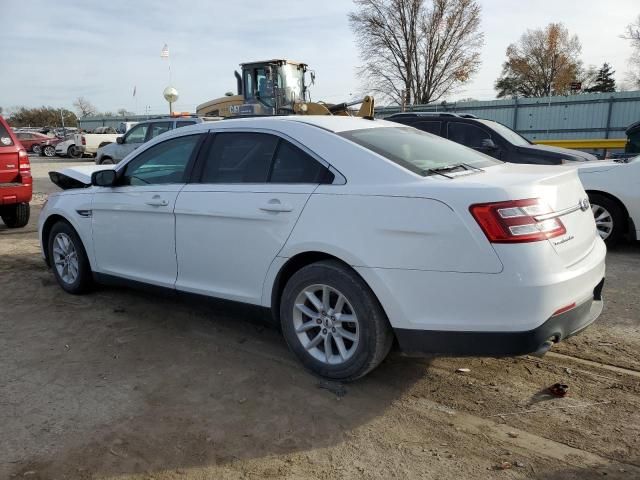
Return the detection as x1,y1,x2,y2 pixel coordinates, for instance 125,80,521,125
591,204,613,240
52,232,79,285
292,284,360,365
44,145,56,157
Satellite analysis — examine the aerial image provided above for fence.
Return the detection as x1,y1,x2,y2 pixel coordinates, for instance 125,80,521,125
375,91,640,144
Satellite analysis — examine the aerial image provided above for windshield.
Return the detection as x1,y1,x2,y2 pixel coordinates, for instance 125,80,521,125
476,119,531,146
340,127,500,176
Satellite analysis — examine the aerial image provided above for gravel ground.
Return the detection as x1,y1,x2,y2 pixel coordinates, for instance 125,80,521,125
1,157,638,479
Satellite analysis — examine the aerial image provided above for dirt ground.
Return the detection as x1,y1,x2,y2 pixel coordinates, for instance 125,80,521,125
1,157,639,479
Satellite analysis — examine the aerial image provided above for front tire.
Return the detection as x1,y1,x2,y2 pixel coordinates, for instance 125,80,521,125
280,260,393,381
43,145,56,157
100,157,115,165
32,144,41,155
48,222,93,294
1,203,30,228
588,193,625,247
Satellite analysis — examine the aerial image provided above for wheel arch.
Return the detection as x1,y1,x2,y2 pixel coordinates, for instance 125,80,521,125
268,251,391,327
41,214,89,267
586,189,630,234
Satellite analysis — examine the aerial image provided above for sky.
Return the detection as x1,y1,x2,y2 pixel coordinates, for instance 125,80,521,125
0,0,638,115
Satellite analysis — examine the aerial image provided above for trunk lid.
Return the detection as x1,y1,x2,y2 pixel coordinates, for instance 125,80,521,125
449,164,598,266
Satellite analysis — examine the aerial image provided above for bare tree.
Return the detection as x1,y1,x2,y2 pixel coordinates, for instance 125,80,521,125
349,0,483,105
495,23,582,98
622,15,640,88
117,108,133,117
73,96,97,117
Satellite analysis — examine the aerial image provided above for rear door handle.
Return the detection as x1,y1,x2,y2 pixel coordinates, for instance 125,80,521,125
259,199,293,213
146,195,169,207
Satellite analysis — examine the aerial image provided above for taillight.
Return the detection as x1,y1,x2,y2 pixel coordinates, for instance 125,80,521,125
470,198,566,243
18,149,31,175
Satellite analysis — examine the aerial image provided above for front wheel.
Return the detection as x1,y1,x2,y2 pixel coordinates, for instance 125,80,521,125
1,203,30,228
100,157,115,165
280,260,393,381
48,222,93,294
588,193,625,247
43,145,56,157
32,144,41,155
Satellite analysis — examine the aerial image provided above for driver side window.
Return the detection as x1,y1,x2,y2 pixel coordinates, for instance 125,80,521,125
125,124,149,144
122,134,202,186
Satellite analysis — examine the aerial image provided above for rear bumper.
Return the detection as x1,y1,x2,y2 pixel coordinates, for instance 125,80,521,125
395,279,604,356
0,183,32,205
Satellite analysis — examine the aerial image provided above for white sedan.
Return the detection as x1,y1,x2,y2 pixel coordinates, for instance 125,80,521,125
577,156,640,246
40,116,606,380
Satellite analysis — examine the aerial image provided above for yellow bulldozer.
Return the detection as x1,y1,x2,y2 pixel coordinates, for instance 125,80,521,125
196,59,374,118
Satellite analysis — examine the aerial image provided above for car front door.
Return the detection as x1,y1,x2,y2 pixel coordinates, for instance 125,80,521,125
174,131,332,304
111,123,151,162
447,122,502,159
91,133,204,287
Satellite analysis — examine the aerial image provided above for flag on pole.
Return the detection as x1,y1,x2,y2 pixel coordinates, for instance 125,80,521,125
161,44,169,59
133,85,136,97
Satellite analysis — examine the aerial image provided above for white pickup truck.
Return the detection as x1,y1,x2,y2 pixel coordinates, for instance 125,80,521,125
74,126,122,157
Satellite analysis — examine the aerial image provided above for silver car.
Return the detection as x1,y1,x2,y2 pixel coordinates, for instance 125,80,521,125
95,117,203,164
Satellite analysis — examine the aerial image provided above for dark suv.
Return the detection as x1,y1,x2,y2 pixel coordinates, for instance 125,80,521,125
385,112,596,164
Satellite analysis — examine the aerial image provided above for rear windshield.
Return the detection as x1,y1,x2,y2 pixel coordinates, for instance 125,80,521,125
0,122,14,146
339,127,500,176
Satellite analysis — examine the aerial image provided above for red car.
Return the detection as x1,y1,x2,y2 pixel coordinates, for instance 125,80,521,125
14,131,51,154
0,116,32,228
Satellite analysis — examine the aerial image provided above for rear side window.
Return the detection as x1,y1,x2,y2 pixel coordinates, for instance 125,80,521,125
269,141,329,183
340,127,499,176
148,122,172,139
202,132,278,183
447,122,492,148
0,123,14,146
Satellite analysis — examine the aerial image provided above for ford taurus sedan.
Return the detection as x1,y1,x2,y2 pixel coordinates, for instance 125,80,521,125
40,116,606,380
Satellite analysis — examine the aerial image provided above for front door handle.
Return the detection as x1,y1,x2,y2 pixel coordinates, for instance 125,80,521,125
146,195,169,207
259,199,293,213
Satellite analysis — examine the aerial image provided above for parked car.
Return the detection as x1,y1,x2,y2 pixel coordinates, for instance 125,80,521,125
40,134,74,157
41,116,605,380
385,112,597,164
95,116,204,164
14,131,52,154
54,137,81,158
74,127,121,157
0,116,32,228
576,156,640,246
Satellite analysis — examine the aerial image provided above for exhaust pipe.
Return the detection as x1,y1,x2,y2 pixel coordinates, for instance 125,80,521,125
235,71,243,96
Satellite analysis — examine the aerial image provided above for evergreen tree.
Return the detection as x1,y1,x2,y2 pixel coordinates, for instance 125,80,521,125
585,63,616,93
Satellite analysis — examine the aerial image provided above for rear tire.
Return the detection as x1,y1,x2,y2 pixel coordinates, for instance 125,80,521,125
1,203,30,228
588,193,625,247
48,221,93,294
280,260,393,381
68,145,81,158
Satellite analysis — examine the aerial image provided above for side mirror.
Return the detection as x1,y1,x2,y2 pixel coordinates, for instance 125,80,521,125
91,169,117,187
481,138,497,150
116,136,124,144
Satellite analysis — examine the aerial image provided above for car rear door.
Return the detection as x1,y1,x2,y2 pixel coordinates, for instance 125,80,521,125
0,122,19,184
174,130,330,304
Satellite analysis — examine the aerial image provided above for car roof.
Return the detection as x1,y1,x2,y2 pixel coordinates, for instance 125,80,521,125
192,115,397,133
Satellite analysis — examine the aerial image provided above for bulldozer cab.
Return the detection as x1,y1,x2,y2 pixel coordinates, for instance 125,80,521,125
234,59,309,116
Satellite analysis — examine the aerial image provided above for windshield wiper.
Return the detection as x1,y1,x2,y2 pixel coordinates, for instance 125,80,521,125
426,163,483,178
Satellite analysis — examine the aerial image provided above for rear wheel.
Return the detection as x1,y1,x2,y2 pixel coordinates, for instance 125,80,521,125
280,260,393,381
68,145,81,158
48,222,93,294
43,145,56,157
588,193,625,247
1,203,30,228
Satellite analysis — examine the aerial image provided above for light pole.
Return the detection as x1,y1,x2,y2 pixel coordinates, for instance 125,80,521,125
163,87,179,115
